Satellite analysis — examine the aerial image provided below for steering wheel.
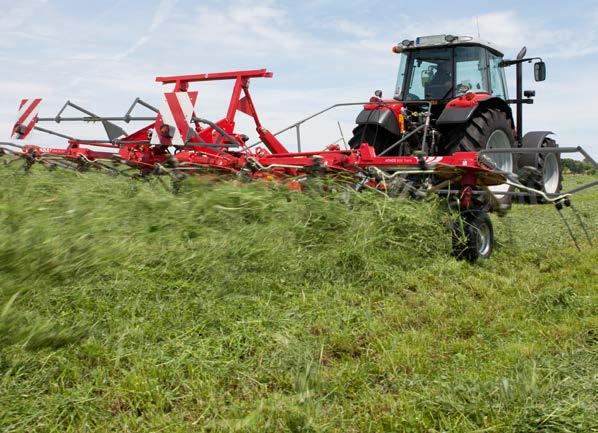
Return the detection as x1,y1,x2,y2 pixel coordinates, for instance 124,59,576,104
405,93,421,101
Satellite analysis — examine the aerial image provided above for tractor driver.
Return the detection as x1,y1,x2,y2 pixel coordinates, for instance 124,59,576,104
425,60,453,100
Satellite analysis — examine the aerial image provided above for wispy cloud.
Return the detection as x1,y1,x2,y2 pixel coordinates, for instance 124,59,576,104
461,11,598,60
330,19,375,38
187,1,306,55
114,0,178,60
0,0,45,30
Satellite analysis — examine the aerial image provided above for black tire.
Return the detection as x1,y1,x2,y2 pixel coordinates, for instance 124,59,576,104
348,125,401,155
444,108,516,209
444,108,514,153
452,210,494,263
517,137,563,203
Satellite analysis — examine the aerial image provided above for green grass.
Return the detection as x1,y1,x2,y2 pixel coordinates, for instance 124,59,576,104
0,166,596,432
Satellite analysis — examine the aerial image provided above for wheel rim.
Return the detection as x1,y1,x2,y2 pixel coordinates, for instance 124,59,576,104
486,129,513,196
476,221,492,257
543,153,560,193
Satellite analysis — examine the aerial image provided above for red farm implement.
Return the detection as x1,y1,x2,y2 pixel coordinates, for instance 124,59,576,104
5,69,287,178
2,36,596,261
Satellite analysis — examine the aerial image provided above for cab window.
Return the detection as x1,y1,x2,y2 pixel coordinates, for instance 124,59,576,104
398,48,453,101
455,46,489,95
489,53,508,99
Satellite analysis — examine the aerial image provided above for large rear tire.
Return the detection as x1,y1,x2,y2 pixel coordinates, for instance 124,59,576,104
348,125,401,155
444,108,516,209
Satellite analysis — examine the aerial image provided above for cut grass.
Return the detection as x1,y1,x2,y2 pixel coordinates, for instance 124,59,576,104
0,167,596,432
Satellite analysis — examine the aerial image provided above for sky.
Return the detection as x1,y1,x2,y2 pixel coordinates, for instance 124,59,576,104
1,0,597,157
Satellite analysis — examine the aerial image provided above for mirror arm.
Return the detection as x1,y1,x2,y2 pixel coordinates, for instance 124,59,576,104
499,57,543,68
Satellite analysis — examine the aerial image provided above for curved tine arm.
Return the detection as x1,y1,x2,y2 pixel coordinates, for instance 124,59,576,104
124,98,160,122
191,117,241,147
0,141,25,150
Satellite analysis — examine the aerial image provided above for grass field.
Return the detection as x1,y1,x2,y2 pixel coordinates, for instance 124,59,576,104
0,166,596,432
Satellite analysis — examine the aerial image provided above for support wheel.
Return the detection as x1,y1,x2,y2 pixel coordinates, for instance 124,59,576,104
452,210,494,263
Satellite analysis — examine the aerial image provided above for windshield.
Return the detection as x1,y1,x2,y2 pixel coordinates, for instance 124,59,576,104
395,46,492,101
396,48,453,101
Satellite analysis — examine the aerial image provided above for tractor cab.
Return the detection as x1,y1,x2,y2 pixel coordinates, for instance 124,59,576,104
394,35,508,104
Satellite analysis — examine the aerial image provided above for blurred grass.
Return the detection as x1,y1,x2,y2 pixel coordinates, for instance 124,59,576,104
0,166,596,432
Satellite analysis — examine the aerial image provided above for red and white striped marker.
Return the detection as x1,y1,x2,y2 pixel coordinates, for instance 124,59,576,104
12,98,42,139
151,91,198,146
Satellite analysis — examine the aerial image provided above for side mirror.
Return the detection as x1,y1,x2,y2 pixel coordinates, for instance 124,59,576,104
534,61,546,82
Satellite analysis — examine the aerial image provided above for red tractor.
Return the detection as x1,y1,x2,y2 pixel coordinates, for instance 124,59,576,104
349,34,562,207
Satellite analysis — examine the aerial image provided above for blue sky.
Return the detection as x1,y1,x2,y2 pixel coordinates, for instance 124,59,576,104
1,0,597,156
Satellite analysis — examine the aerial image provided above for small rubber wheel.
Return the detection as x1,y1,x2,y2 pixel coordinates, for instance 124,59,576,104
452,210,494,262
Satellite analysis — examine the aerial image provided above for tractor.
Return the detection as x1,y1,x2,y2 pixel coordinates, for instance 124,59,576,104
348,34,562,207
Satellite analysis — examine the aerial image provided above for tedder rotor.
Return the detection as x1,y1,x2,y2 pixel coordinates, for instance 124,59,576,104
1,36,596,262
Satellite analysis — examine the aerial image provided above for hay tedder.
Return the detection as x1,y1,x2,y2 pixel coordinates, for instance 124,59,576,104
1,35,596,262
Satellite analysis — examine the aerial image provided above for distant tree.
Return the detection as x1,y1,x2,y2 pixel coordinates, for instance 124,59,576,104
562,158,596,175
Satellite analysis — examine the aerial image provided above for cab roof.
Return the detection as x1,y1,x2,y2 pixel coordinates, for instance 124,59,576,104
399,35,504,57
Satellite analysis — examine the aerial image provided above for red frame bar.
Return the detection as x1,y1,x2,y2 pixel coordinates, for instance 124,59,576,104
155,69,273,85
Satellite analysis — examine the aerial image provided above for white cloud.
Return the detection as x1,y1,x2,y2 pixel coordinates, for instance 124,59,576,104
331,19,375,39
0,81,54,99
467,11,597,60
150,0,178,30
115,35,151,60
114,0,178,60
0,0,44,30
187,1,306,55
372,10,597,61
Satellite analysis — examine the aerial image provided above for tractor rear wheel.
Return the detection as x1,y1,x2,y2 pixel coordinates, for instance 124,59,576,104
517,136,562,203
444,108,515,208
348,125,400,155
